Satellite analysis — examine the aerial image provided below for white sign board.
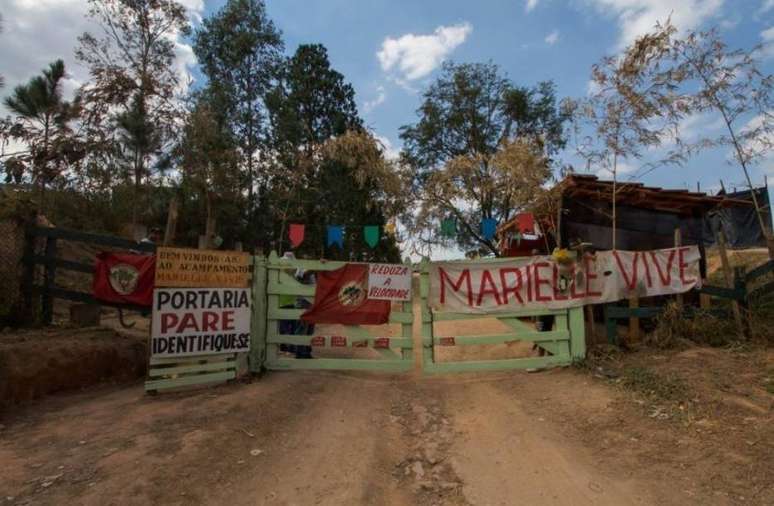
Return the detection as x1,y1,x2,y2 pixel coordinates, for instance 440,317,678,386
151,288,251,357
367,263,412,301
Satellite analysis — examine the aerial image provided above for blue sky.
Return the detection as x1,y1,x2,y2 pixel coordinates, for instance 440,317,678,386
2,0,774,249
235,0,774,195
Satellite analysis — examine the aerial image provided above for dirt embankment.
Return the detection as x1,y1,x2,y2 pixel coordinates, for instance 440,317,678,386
0,326,148,409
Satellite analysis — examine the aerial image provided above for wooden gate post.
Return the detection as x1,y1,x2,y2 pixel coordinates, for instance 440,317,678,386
569,306,586,361
717,229,745,337
249,255,268,373
41,236,58,325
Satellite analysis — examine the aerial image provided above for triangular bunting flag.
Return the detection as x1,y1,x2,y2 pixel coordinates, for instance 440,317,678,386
327,225,344,248
289,223,304,248
440,218,456,238
516,213,535,234
364,225,379,248
481,218,497,240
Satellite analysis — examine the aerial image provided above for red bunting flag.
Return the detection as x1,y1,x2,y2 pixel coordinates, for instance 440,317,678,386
516,213,535,234
93,252,155,307
289,223,305,248
301,264,390,325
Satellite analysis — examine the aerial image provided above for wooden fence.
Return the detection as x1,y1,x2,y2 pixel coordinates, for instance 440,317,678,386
24,226,155,324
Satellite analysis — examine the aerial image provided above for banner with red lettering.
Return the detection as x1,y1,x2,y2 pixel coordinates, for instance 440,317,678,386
151,288,251,357
428,247,701,313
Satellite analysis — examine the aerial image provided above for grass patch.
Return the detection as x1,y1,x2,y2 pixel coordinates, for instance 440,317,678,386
621,366,689,402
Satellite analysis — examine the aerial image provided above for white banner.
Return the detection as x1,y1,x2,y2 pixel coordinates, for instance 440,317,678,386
367,263,412,301
151,288,251,357
429,247,702,313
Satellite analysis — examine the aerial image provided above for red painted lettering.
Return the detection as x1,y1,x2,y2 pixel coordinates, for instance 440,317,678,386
161,313,178,333
222,310,235,331
613,251,640,290
585,255,602,297
533,262,552,302
477,269,502,306
499,268,524,305
202,311,218,331
177,313,200,333
649,249,676,286
439,267,473,306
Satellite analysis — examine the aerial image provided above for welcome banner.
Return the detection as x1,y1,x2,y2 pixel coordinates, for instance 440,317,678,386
428,247,702,313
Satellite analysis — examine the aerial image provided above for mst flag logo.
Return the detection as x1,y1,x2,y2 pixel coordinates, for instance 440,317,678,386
338,280,366,307
302,264,391,325
108,263,140,295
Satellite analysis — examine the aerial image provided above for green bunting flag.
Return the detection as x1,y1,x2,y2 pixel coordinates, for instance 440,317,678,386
440,218,456,238
364,225,379,248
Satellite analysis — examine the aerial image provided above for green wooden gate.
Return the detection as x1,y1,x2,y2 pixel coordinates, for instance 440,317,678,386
249,253,586,374
418,260,586,374
250,252,414,373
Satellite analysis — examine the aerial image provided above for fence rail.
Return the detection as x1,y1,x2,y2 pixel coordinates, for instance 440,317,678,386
24,226,155,324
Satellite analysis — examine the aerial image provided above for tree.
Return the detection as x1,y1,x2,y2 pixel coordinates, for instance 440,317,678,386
193,0,284,228
574,24,685,249
76,0,191,233
400,62,571,255
176,91,241,247
265,44,403,260
665,23,774,257
3,60,80,209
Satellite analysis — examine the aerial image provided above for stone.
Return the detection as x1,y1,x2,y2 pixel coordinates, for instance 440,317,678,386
411,461,425,479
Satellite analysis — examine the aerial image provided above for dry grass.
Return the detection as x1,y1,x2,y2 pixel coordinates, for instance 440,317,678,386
649,302,737,348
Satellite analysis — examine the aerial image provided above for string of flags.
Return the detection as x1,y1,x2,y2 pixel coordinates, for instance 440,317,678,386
288,223,392,249
286,213,536,249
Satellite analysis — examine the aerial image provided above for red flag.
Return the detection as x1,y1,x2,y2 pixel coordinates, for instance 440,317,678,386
516,213,535,233
93,252,155,307
289,224,305,248
301,264,390,325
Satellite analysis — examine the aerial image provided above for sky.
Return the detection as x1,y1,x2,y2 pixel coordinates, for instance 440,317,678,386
2,0,774,257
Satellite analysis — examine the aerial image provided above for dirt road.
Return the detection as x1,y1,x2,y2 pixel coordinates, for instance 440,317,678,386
2,302,771,504
7,358,745,506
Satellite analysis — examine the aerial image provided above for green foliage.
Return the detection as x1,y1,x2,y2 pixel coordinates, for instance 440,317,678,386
400,62,568,255
264,44,401,261
193,0,284,220
2,59,80,206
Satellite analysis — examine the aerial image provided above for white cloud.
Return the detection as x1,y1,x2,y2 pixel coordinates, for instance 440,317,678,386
363,86,386,114
545,30,560,45
377,22,472,82
584,0,724,48
526,0,541,12
375,134,400,160
760,26,774,59
0,0,202,115
760,0,774,14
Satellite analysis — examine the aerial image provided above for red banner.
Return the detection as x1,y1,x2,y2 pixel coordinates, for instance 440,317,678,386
93,252,155,307
301,264,391,325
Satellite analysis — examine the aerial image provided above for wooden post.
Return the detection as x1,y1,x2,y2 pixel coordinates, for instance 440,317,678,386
249,255,268,374
628,292,640,343
41,236,57,325
584,305,595,344
717,228,745,336
22,227,36,323
674,228,683,307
